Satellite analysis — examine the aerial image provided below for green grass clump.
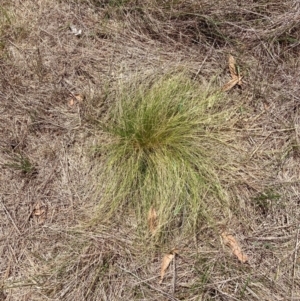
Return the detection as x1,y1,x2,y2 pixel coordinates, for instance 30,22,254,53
95,73,235,238
5,153,36,176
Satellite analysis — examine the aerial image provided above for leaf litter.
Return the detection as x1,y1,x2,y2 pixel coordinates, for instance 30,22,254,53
222,55,243,92
32,201,48,224
221,231,248,263
159,249,178,284
68,93,84,107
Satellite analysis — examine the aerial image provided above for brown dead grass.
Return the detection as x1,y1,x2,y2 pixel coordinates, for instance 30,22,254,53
1,0,300,300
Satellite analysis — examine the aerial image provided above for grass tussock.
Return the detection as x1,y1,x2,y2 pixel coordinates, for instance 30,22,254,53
94,73,235,238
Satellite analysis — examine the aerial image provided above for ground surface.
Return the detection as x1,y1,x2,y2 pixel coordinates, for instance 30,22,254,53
1,1,300,300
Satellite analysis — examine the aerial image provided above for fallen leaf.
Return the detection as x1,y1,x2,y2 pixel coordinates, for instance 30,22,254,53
147,206,157,234
68,93,84,107
33,207,45,216
32,202,47,224
222,55,243,91
70,25,82,36
221,231,248,263
68,98,74,106
160,253,174,284
74,93,84,103
222,78,240,92
228,55,237,79
33,203,45,216
159,249,178,284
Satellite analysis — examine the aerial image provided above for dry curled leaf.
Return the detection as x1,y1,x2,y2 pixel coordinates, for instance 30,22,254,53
32,202,47,224
68,93,84,107
228,55,237,78
222,78,240,92
159,249,178,284
222,55,243,92
70,25,82,36
221,231,248,263
68,98,74,106
147,206,157,234
74,93,84,103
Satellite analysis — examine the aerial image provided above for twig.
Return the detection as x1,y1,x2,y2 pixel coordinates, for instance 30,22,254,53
248,133,272,159
216,288,241,301
291,226,300,300
172,253,176,295
8,39,23,52
1,197,21,235
117,265,179,301
193,41,215,80
246,235,294,242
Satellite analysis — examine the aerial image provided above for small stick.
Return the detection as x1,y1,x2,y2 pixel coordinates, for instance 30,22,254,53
117,265,179,301
0,197,21,235
193,41,215,80
246,235,294,241
171,252,177,295
291,226,300,300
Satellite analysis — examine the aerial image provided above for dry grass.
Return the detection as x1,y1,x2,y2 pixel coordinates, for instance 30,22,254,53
1,0,300,300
